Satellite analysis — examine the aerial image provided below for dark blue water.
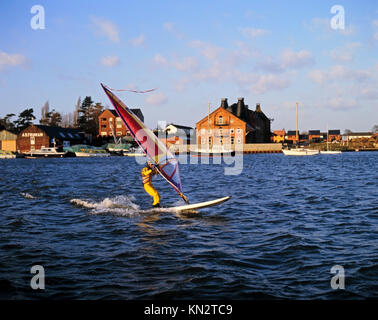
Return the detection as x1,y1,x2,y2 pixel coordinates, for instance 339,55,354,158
0,153,377,299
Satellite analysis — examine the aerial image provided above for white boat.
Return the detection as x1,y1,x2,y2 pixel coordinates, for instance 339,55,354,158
320,150,341,154
282,102,319,156
320,124,341,155
283,148,319,156
25,147,66,158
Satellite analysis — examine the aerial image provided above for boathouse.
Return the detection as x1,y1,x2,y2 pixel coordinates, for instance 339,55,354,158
17,125,84,153
0,130,17,152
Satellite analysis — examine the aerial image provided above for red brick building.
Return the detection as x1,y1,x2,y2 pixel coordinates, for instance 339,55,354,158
196,98,271,148
17,125,83,153
98,109,144,138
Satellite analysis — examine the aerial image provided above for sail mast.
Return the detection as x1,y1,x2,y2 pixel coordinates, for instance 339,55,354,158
296,102,299,146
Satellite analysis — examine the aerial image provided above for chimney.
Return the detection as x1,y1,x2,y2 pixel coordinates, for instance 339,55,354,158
256,103,262,113
236,97,244,118
221,98,228,109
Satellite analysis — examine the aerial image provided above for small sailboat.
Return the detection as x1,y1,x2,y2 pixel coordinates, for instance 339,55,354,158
320,125,341,154
282,102,319,156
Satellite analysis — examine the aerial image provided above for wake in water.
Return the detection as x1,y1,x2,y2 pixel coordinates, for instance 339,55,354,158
70,195,173,216
70,195,141,216
20,192,36,199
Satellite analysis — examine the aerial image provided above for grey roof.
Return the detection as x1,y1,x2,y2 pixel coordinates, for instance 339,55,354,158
167,123,193,130
309,130,320,135
108,108,144,122
35,125,83,141
328,130,340,135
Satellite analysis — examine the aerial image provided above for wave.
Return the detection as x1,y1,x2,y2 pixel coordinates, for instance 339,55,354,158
20,192,36,199
70,195,142,216
70,195,174,216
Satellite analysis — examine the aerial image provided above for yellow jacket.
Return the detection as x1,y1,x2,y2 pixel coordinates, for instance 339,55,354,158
141,166,157,184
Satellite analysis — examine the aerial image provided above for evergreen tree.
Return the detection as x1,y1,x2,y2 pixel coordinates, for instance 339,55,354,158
78,96,94,132
0,113,16,131
14,108,36,132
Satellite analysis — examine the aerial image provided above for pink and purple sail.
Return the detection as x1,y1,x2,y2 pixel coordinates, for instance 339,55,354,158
101,83,187,202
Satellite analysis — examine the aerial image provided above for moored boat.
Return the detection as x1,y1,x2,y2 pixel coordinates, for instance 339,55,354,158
282,148,319,156
23,147,66,158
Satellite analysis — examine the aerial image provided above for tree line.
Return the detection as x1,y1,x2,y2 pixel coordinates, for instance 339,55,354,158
0,96,104,137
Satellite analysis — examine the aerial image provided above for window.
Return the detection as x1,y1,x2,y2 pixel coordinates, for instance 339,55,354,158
101,125,107,128
208,137,212,145
230,128,234,134
219,128,223,135
231,137,235,144
116,124,122,128
101,118,106,121
117,131,122,136
237,128,242,134
218,116,223,124
237,138,242,144
101,132,107,136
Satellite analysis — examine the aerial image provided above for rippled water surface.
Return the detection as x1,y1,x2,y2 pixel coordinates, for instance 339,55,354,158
0,153,377,299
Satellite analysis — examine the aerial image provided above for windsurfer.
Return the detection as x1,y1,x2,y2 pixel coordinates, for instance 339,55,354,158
141,161,161,208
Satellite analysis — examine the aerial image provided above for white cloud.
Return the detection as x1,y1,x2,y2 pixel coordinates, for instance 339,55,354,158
327,97,358,111
0,50,27,71
308,65,371,85
239,27,270,38
359,87,378,100
373,20,378,27
91,16,120,43
172,56,198,72
153,53,167,65
189,40,222,60
101,56,120,67
145,92,167,105
130,33,145,47
248,74,290,94
163,22,184,39
280,49,314,69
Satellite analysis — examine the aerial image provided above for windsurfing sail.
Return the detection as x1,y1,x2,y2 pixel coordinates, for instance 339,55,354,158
101,83,188,203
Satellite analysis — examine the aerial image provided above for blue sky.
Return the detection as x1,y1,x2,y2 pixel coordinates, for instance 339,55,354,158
0,0,377,132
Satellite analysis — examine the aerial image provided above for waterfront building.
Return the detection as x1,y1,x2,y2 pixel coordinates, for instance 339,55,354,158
342,132,373,142
16,125,84,153
308,130,321,143
271,129,285,143
0,130,17,152
98,109,144,138
164,123,194,144
195,98,272,149
286,131,299,144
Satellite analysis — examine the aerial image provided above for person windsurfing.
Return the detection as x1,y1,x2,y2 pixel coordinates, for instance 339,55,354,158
141,161,161,208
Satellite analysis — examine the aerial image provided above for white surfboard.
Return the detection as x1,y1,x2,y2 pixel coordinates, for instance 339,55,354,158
168,196,231,213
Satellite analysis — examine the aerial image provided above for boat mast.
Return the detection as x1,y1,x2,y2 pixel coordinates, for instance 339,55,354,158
208,102,210,152
296,102,299,147
327,123,329,151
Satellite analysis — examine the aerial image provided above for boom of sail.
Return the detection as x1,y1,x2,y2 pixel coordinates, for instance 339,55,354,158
101,83,188,203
